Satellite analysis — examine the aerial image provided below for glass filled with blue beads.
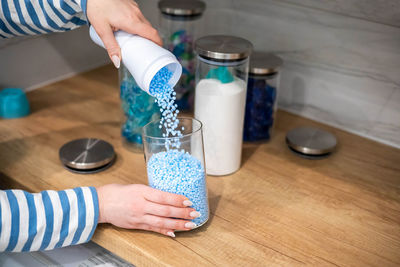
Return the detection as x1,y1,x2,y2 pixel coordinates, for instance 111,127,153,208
142,117,209,229
119,64,161,152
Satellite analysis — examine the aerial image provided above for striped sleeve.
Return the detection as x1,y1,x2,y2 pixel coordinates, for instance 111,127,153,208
0,187,99,252
0,0,88,38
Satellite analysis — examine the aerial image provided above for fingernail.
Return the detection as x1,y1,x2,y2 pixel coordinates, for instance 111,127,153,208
185,222,196,229
111,55,120,69
183,200,193,207
167,231,175,238
190,211,201,218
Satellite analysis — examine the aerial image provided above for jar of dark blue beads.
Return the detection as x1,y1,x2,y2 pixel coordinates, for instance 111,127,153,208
243,52,283,142
119,65,161,151
158,0,206,111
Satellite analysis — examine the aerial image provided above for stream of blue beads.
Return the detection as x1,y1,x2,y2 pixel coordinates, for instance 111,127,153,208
147,67,209,227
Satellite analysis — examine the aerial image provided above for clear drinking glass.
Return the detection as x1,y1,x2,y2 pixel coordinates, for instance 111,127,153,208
142,117,209,228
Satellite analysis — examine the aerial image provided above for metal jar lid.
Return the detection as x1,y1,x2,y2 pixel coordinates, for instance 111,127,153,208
286,127,337,158
250,52,283,75
158,0,206,16
195,35,253,61
59,138,116,174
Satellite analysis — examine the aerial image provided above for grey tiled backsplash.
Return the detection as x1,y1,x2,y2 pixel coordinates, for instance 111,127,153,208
139,0,400,148
1,0,398,148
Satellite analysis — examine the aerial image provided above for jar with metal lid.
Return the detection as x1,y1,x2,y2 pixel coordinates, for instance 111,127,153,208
119,65,160,152
194,35,253,176
158,0,206,111
243,52,283,142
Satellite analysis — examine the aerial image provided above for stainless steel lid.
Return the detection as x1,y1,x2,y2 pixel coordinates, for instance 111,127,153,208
59,138,115,173
286,127,337,156
158,0,206,16
195,35,253,61
250,52,283,75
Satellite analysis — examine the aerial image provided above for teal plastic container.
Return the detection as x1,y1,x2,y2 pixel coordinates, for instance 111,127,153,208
0,88,30,119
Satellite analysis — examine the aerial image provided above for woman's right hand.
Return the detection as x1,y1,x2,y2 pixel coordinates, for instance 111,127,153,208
96,184,200,237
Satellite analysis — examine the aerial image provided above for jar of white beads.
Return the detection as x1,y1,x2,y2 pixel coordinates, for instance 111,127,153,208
158,0,206,111
142,118,209,229
194,35,253,176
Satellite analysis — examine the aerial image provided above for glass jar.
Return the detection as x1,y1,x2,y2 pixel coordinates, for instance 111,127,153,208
243,52,283,142
142,118,209,228
158,0,206,111
194,35,253,176
119,65,160,152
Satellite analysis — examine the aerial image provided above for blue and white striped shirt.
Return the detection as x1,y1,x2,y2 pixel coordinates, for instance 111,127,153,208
0,187,99,252
0,0,87,38
1,0,101,253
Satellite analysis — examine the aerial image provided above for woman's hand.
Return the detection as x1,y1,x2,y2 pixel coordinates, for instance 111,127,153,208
96,184,200,237
86,0,162,68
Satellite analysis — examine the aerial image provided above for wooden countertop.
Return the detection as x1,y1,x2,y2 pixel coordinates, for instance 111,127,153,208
1,65,399,266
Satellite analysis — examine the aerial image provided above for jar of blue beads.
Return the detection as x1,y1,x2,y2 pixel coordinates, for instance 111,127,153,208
158,0,206,111
119,65,161,151
142,118,209,229
243,52,283,142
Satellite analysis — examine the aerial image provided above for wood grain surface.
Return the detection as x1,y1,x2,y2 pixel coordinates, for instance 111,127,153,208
1,65,399,266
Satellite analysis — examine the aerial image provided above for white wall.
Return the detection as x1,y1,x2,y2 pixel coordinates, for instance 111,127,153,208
139,0,400,148
0,25,109,91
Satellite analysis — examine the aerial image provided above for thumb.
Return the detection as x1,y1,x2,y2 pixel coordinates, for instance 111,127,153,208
95,24,121,69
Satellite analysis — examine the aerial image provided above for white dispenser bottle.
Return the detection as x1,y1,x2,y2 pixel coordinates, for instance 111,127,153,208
89,26,182,95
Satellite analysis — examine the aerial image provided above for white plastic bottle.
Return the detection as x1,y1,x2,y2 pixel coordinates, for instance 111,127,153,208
89,26,182,95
